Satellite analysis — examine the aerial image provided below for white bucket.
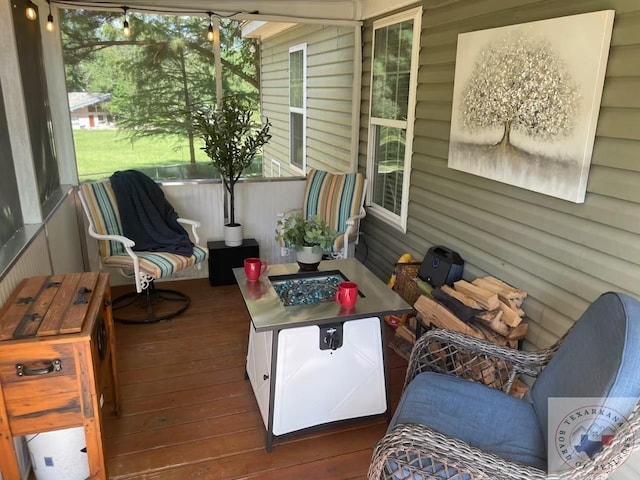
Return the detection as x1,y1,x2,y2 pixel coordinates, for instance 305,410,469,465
0,436,32,480
26,427,89,480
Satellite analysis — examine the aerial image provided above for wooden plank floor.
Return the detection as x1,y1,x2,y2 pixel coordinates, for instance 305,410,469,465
104,278,408,480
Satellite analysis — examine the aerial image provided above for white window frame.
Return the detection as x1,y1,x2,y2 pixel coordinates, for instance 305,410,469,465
366,7,422,233
289,43,307,174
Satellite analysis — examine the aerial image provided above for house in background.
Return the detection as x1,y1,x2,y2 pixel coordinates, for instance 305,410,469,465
244,22,359,177
68,92,112,129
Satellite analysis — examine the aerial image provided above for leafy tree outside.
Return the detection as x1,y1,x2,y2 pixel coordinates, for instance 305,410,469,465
61,9,262,177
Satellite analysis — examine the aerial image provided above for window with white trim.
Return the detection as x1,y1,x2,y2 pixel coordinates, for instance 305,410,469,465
289,44,306,172
367,8,421,232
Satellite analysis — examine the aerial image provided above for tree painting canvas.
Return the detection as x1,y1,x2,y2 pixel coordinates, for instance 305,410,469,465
448,11,614,203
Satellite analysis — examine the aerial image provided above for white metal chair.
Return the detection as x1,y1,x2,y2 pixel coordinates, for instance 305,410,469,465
78,178,207,323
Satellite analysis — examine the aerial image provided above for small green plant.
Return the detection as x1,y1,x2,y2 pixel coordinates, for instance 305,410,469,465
275,213,337,251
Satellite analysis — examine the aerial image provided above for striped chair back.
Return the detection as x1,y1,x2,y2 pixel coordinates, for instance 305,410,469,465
302,169,365,238
78,181,126,258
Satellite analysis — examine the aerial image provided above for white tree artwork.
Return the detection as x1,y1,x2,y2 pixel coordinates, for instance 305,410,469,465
448,11,615,203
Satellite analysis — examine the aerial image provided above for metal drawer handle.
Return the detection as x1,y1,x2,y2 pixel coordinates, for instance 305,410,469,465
16,359,62,377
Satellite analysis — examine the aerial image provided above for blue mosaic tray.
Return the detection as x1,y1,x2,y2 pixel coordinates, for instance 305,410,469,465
271,274,343,307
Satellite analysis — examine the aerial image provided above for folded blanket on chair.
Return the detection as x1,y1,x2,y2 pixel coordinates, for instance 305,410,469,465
110,170,193,257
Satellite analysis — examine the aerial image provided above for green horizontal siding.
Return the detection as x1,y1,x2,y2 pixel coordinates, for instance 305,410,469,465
358,0,640,354
261,24,356,177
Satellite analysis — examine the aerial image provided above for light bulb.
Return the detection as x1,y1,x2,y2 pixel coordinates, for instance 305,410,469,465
122,7,130,37
207,23,214,42
46,13,54,32
26,2,37,21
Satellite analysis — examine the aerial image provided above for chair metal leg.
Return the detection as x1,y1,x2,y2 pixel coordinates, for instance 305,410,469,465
112,281,190,324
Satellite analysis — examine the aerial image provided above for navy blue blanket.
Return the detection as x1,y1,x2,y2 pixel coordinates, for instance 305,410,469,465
110,170,193,257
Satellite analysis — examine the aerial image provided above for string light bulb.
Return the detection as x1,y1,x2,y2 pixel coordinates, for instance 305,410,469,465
25,1,37,21
206,12,214,42
46,1,54,32
122,6,130,37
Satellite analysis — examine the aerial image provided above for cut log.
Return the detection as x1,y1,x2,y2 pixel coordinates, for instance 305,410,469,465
453,280,500,310
427,341,451,371
498,301,522,328
480,276,527,300
472,278,527,307
475,309,510,337
493,358,513,388
408,315,418,331
507,320,529,340
441,285,483,309
474,324,509,347
507,339,520,349
508,378,529,399
414,295,484,340
454,356,497,386
396,324,416,344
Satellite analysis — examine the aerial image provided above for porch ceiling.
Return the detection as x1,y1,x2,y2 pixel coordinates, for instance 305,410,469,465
60,0,418,22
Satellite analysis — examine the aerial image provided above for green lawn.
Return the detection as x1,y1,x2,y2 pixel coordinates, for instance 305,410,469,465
73,129,263,182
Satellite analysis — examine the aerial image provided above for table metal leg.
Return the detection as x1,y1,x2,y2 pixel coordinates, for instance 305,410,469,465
265,328,280,452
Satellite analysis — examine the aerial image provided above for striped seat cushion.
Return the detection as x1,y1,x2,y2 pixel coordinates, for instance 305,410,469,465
104,245,208,279
302,169,365,252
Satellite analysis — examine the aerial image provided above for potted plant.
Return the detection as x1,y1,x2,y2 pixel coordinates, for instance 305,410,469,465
192,96,271,246
275,213,337,270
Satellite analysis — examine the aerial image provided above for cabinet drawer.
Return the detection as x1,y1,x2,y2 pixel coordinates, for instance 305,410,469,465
0,342,82,434
0,342,77,386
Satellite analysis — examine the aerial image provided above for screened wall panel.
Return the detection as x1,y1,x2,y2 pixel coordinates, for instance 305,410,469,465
261,24,356,176
12,2,60,205
0,86,22,247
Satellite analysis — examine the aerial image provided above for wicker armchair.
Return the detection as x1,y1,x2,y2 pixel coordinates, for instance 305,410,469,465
369,292,640,480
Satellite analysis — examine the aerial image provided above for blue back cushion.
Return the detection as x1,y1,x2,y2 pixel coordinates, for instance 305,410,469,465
531,292,640,443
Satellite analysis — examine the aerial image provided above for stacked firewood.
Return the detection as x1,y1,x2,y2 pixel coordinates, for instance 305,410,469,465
429,276,528,346
411,276,530,398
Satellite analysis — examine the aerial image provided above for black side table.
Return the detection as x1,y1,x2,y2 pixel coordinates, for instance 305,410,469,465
208,238,260,286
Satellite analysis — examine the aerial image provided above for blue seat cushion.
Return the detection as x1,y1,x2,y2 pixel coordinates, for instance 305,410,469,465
389,372,547,471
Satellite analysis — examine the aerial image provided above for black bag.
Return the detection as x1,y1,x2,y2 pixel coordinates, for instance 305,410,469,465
418,246,464,287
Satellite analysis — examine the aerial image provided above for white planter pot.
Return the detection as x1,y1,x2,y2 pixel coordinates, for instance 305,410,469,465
224,224,243,247
296,246,323,270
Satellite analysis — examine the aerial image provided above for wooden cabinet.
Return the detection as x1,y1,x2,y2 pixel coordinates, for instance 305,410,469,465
0,272,119,480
